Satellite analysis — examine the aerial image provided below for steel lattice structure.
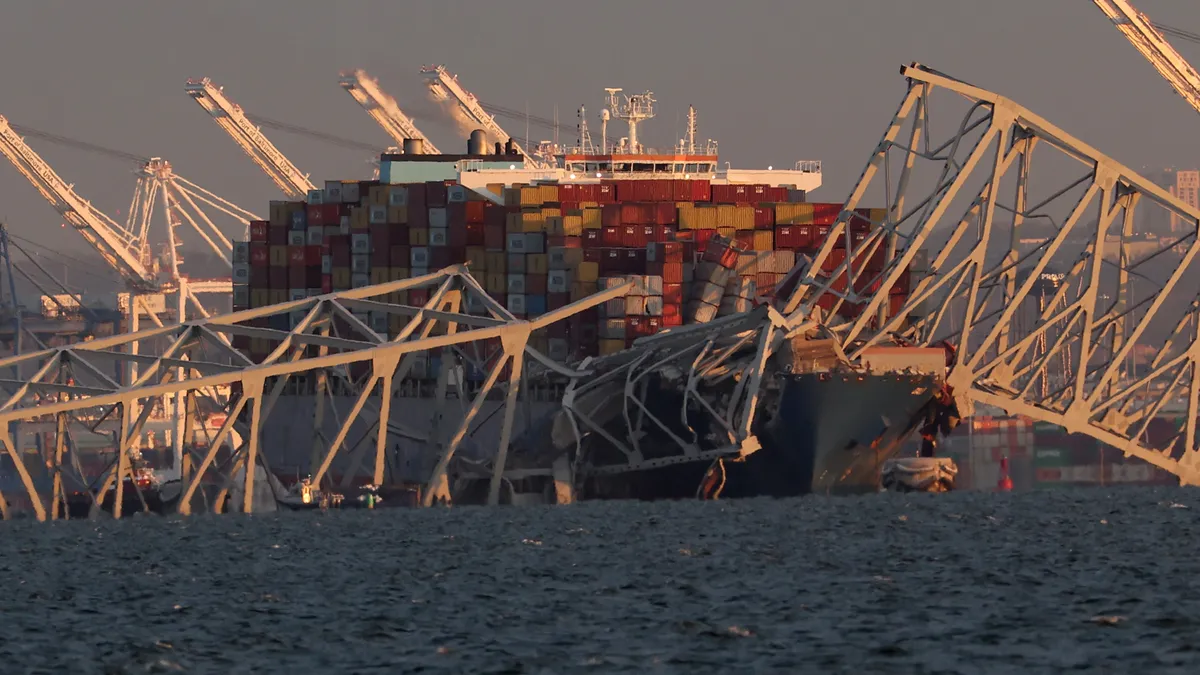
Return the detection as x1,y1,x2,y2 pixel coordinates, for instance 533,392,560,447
0,266,627,521
779,63,1200,484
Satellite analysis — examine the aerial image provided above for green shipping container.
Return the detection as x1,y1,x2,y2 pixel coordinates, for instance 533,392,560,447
1033,447,1070,467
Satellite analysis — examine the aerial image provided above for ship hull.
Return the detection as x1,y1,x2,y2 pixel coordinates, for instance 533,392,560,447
722,371,941,497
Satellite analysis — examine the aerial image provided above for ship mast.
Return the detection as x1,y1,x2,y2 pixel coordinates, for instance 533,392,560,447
606,88,655,154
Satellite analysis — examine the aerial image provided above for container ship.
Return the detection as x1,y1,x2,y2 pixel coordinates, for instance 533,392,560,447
224,89,943,502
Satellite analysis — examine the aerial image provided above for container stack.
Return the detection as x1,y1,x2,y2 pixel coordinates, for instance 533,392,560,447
233,175,917,375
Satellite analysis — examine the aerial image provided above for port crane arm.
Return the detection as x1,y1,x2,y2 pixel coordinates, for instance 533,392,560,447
185,78,316,199
420,65,545,167
339,69,441,153
0,116,154,288
1092,0,1200,115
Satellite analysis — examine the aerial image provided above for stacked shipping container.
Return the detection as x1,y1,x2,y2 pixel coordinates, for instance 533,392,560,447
231,176,913,378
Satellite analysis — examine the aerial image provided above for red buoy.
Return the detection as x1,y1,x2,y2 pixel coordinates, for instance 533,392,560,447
997,455,1014,492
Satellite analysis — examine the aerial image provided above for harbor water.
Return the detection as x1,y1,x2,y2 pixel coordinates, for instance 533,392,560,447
0,486,1197,673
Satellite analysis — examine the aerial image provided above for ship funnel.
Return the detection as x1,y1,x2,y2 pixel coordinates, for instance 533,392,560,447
467,129,487,155
494,141,503,155
403,138,425,155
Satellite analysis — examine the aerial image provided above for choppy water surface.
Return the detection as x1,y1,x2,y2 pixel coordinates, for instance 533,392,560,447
1,487,1198,674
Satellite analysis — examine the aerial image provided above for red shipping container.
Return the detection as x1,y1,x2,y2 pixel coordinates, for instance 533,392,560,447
581,229,602,249
249,221,269,242
775,225,796,249
250,243,269,266
754,207,775,230
410,288,430,306
821,248,848,274
889,292,907,317
662,262,684,284
625,316,646,339
596,183,616,203
369,223,391,248
649,242,684,263
663,283,684,304
408,205,429,229
465,223,485,247
371,243,390,267
600,249,622,274
464,201,486,224
288,245,306,265
306,204,324,226
602,204,622,228
619,203,645,224
306,266,323,288
583,248,602,263
548,292,570,310
425,181,448,208
268,225,288,246
622,225,650,248
601,226,622,247
646,317,662,334
269,267,287,289
250,267,268,288
559,184,578,201
304,245,322,266
390,245,410,266
484,225,506,251
734,231,755,250
322,275,333,294
662,305,683,327
692,180,712,202
485,203,507,229
813,203,841,226
321,203,341,223
448,223,468,248
447,201,468,227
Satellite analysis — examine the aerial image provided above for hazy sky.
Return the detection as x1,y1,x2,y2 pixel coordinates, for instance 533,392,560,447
2,0,1200,293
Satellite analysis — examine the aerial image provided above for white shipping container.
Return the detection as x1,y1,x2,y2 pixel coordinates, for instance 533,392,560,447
507,293,527,315
447,185,468,203
290,210,306,229
697,281,724,306
524,233,546,254
643,275,663,296
232,241,250,264
506,233,527,253
624,296,646,315
547,270,571,293
644,296,663,316
289,289,307,302
548,248,569,270
232,285,249,308
324,225,341,239
601,318,627,339
232,262,250,285
339,217,351,234
324,181,343,203
321,255,332,275
548,338,570,362
307,189,324,205
465,293,487,314
689,301,719,324
737,277,757,299
682,262,695,284
289,311,306,329
288,231,305,247
507,253,526,273
352,273,370,288
388,186,408,207
370,312,389,333
506,274,527,294
351,233,371,254
351,255,370,275
307,288,322,298
602,298,626,317
306,227,324,246
719,296,752,315
429,207,447,229
341,181,360,204
411,266,429,277
410,247,430,267
429,226,448,247
369,205,388,224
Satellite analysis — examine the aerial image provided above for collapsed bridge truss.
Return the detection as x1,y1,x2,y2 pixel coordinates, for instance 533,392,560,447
0,265,626,521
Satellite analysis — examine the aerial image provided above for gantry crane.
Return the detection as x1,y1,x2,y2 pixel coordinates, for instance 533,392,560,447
1091,1,1200,117
420,64,551,168
339,69,441,154
185,78,316,199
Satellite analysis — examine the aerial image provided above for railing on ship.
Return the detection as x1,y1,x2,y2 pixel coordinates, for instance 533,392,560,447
795,160,822,173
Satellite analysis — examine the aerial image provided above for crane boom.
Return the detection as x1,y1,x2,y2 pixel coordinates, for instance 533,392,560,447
1092,0,1200,116
185,78,315,199
339,69,441,153
420,64,545,167
0,116,154,288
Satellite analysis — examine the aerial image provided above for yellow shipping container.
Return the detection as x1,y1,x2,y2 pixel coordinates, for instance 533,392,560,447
521,211,546,233
599,339,625,356
579,201,599,209
390,267,410,281
563,215,583,236
503,187,523,207
677,203,695,230
269,201,289,227
717,226,737,239
332,268,352,288
388,314,406,334
368,185,388,206
249,337,271,355
519,186,542,207
285,201,305,215
269,289,287,305
486,183,505,197
269,245,288,267
869,208,887,226
466,246,488,271
506,212,523,233
545,215,565,236
370,268,390,285
733,205,756,231
251,289,270,308
716,204,736,227
571,281,598,302
538,184,560,204
752,231,775,251
485,251,507,273
582,208,602,230
351,206,369,230
409,227,429,246
387,205,408,224
576,261,599,283
485,273,507,295
541,207,562,219
527,254,549,275
683,204,717,230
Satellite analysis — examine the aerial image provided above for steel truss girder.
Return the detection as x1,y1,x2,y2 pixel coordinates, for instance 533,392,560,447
0,265,629,521
780,62,1200,485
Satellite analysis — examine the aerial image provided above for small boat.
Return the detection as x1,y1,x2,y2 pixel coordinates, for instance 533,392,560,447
275,479,384,511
